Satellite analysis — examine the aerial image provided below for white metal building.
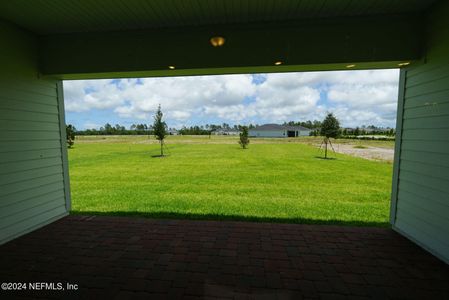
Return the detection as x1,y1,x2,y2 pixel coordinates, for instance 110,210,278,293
249,124,311,138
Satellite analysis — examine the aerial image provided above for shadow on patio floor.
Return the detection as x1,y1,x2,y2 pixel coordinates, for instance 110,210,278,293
71,210,390,227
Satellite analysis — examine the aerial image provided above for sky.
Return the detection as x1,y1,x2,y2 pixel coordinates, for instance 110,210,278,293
64,69,400,130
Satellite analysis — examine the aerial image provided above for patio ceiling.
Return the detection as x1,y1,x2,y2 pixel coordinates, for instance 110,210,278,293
0,0,438,79
0,0,439,35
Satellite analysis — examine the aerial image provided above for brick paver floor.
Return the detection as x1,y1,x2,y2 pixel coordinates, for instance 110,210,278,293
1,215,448,299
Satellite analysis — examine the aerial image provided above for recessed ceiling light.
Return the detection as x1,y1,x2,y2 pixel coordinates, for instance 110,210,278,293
398,62,411,67
210,36,225,47
346,64,356,68
168,65,175,70
274,61,283,66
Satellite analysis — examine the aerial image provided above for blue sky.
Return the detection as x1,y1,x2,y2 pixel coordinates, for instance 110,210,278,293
64,69,400,130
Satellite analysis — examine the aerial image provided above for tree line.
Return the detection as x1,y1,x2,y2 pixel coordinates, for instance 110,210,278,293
76,123,154,135
282,120,323,129
342,127,395,136
310,126,395,137
72,121,394,137
67,110,395,150
178,124,256,135
74,120,321,136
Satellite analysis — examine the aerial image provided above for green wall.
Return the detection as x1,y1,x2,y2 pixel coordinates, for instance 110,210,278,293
0,21,69,244
392,0,449,264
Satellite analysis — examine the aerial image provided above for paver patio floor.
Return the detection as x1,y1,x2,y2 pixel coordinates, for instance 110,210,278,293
1,215,448,299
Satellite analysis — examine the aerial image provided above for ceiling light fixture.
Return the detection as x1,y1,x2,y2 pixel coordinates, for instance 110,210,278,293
398,62,411,67
274,61,283,66
346,64,356,68
168,65,175,70
210,36,225,47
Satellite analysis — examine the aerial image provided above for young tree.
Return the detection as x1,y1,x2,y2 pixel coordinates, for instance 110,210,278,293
153,105,167,156
239,126,250,149
66,124,76,148
320,113,340,159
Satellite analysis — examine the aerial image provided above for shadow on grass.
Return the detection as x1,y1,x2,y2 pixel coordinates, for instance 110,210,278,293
314,156,337,160
151,154,168,158
70,210,390,227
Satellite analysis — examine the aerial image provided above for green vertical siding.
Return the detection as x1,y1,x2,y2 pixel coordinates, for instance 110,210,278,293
0,21,68,244
393,0,449,263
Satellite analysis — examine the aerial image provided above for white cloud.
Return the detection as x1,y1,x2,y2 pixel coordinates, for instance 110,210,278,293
64,79,126,112
64,69,400,128
323,70,400,127
82,121,102,130
204,104,255,122
328,83,398,106
63,81,87,112
250,75,322,123
169,110,192,121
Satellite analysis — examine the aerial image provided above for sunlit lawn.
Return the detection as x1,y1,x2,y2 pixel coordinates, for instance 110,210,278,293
69,135,393,226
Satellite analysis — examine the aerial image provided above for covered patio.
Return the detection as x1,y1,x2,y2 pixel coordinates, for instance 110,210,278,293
1,0,449,298
1,216,448,299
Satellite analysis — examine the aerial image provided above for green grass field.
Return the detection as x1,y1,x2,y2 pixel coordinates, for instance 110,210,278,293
69,135,393,226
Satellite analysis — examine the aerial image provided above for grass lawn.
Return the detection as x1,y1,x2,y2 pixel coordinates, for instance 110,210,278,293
69,135,393,226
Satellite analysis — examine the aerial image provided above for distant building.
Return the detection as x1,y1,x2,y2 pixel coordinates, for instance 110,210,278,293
213,129,241,135
249,124,311,137
168,129,179,135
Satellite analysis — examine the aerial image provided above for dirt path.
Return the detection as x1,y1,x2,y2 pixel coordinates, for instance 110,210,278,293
326,143,394,162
